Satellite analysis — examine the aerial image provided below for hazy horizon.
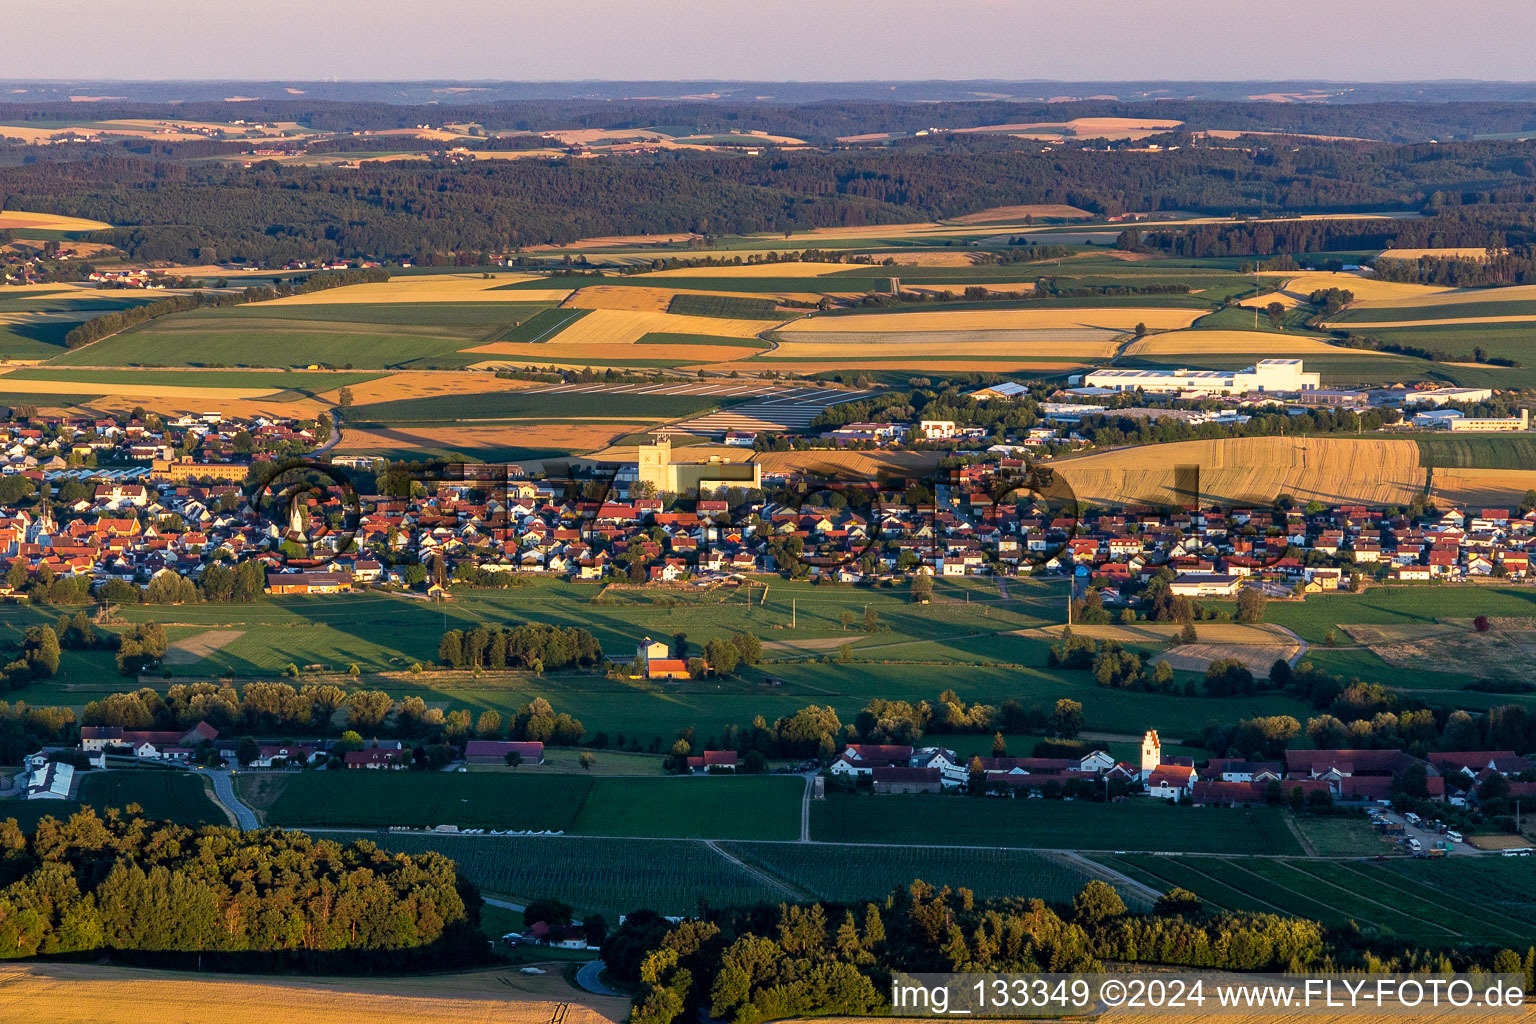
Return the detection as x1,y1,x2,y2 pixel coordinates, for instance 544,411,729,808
10,1,1531,83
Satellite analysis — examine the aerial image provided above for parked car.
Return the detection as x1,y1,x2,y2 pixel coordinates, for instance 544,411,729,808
1446,830,1464,843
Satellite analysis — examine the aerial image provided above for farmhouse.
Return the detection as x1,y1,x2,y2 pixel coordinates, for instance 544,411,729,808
1074,358,1320,396
464,739,546,765
872,766,943,794
344,748,405,770
830,743,915,776
686,750,739,773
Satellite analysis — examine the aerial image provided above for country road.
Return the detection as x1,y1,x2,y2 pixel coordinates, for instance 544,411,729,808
204,770,260,830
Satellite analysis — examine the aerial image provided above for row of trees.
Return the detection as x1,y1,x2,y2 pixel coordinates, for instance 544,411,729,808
617,877,1534,1024
437,622,603,672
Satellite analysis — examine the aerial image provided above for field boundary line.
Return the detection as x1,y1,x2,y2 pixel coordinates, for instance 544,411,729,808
1053,851,1160,906
1274,860,1460,938
705,840,808,901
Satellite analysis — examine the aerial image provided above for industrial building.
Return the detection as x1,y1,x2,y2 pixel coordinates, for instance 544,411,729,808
1073,359,1321,396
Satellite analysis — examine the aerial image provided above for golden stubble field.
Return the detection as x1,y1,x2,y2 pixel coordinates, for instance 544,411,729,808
1051,436,1427,507
0,962,628,1024
0,210,112,232
543,308,778,344
338,420,651,456
1122,329,1386,358
778,307,1202,333
261,274,572,305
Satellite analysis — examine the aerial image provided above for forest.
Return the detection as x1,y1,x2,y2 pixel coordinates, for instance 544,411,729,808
6,97,1536,142
6,136,1536,264
607,880,1534,1024
0,808,484,969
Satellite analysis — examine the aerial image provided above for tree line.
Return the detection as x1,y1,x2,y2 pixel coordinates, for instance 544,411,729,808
0,809,483,969
9,138,1536,266
611,879,1533,1024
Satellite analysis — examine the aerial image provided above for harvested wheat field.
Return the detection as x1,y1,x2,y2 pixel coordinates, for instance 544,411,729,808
0,210,112,232
473,341,760,365
1278,272,1451,302
642,261,862,278
0,962,627,1024
525,231,702,251
261,274,555,305
545,309,778,344
0,373,273,403
333,371,540,405
772,337,1119,360
163,629,245,665
946,204,1095,223
1024,619,1306,676
702,358,1086,374
778,308,1201,333
868,251,986,267
1122,330,1375,358
1377,247,1493,261
1431,467,1536,508
1052,436,1426,507
339,420,648,455
752,449,947,479
1348,282,1536,310
566,285,673,311
1235,290,1305,310
1323,313,1536,329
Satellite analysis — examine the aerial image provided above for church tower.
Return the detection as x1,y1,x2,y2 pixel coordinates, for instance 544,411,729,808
636,434,672,493
1140,729,1162,777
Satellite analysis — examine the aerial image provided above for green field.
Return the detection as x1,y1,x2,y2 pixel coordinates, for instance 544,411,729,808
261,772,802,839
1415,435,1536,468
332,833,786,918
0,579,1322,743
1263,585,1536,643
497,307,590,344
76,769,228,825
0,768,226,831
3,368,383,390
1360,323,1536,363
324,832,1146,919
811,792,1305,855
722,841,1150,910
49,301,561,369
665,293,781,319
1099,853,1536,946
0,391,101,408
1332,299,1536,324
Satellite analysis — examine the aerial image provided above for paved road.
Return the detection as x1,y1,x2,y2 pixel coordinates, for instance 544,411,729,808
205,770,261,830
576,959,623,998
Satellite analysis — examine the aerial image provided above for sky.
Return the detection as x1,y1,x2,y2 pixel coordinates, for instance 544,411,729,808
7,1,1528,82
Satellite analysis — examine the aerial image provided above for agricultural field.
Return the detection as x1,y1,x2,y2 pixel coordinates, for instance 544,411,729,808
335,420,653,462
722,842,1152,910
0,577,1316,743
1051,436,1427,507
1122,329,1381,359
0,210,112,232
345,388,728,423
75,769,229,826
258,772,802,839
0,961,627,1024
335,832,786,918
49,300,566,370
1099,853,1536,946
810,792,1304,855
777,306,1202,334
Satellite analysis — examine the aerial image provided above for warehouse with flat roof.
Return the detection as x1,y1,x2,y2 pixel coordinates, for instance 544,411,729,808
1073,359,1320,396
